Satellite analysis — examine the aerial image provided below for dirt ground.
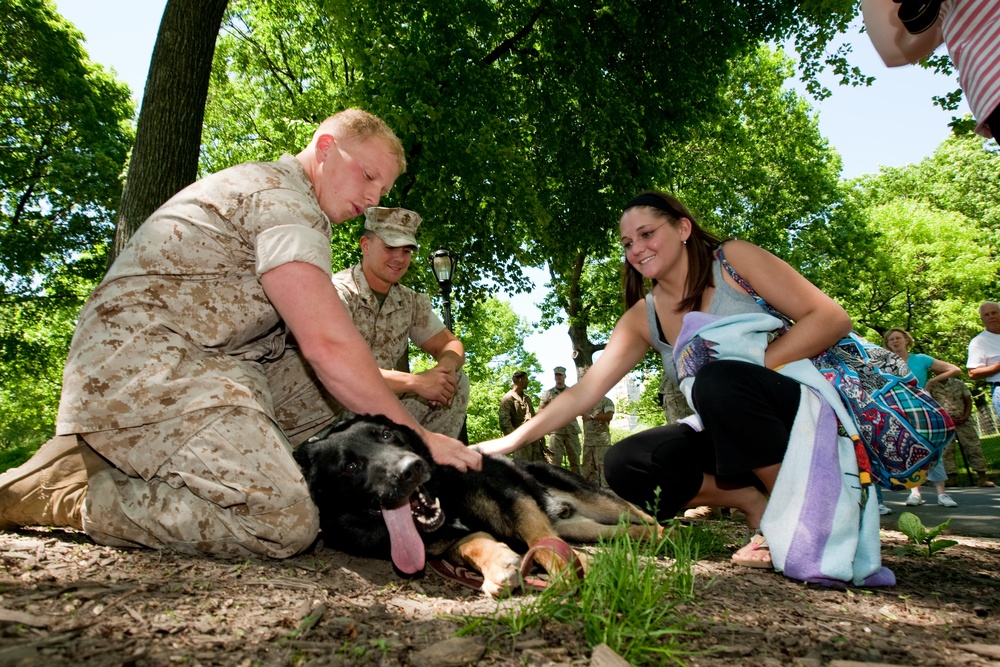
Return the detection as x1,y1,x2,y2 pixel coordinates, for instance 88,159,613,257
0,524,997,667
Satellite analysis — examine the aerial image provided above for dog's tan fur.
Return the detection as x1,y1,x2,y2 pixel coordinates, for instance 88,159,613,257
443,489,662,594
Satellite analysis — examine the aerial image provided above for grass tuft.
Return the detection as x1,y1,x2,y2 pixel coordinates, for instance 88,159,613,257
455,519,703,665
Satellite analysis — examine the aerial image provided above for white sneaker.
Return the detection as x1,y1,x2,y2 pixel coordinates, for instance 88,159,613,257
878,503,892,515
905,491,925,506
937,493,958,508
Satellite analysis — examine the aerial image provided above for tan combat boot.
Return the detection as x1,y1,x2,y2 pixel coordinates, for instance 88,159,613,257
0,435,109,530
977,471,996,488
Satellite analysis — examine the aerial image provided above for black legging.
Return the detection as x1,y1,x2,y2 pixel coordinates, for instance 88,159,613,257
604,360,801,521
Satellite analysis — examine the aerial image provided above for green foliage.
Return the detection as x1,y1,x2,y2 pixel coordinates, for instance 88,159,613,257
409,297,540,444
535,43,847,372
0,0,134,295
459,297,541,385
0,0,133,451
466,380,508,444
204,1,348,172
823,134,1000,367
0,289,79,451
457,520,699,665
620,370,668,429
897,511,958,557
855,132,1000,235
205,1,858,320
665,45,844,260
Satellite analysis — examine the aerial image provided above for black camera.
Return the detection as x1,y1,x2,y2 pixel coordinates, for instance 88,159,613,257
893,0,944,34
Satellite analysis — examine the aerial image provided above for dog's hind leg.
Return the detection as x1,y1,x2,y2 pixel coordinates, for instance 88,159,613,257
547,489,663,542
552,513,662,542
507,496,589,582
445,531,521,597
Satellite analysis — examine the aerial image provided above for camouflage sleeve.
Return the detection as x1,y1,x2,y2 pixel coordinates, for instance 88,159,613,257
247,187,332,276
538,390,553,409
329,267,355,311
408,292,447,347
256,225,332,276
498,395,515,434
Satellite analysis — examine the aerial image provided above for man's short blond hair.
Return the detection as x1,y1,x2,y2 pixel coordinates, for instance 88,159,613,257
316,108,406,174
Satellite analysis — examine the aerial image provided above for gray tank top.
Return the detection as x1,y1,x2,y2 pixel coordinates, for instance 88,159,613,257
647,251,764,383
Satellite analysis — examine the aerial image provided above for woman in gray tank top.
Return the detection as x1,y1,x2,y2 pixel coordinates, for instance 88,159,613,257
475,191,851,569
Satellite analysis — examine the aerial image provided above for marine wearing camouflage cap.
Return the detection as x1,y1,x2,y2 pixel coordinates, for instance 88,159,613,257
364,207,421,248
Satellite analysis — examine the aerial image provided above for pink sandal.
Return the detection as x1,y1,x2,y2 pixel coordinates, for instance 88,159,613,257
731,530,772,569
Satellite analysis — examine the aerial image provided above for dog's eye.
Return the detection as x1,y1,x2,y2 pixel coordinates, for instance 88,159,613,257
380,429,392,440
344,462,359,475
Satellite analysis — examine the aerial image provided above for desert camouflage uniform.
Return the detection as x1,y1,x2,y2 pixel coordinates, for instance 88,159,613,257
929,378,989,474
539,386,582,474
660,375,693,423
330,264,468,439
499,388,548,463
581,396,615,486
54,155,340,558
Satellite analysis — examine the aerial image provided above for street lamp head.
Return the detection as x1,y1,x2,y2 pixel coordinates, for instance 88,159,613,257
430,248,457,285
429,248,457,332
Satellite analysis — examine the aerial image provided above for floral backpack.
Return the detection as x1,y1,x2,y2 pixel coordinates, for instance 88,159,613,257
717,247,954,490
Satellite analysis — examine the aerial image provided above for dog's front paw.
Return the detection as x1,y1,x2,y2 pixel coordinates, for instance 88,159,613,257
478,547,521,598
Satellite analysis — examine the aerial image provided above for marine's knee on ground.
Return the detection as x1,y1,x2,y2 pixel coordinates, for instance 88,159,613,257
84,466,319,559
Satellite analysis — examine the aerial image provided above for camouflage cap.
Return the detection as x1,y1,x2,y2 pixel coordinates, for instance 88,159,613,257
554,366,566,375
364,207,421,248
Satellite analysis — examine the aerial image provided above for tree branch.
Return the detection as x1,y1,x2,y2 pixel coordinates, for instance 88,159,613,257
480,0,549,66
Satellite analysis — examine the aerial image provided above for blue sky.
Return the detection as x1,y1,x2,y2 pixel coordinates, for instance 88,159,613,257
54,1,970,380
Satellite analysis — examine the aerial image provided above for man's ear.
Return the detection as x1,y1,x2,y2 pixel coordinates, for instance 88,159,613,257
315,133,336,159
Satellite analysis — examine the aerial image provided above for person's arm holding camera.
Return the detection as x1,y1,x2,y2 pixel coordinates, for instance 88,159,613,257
862,0,944,66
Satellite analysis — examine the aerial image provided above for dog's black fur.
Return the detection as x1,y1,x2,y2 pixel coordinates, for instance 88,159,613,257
294,414,660,595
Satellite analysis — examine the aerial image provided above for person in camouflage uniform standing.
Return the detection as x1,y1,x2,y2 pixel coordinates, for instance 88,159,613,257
538,367,582,474
581,395,615,486
0,109,480,558
499,371,548,462
330,207,468,439
929,377,996,487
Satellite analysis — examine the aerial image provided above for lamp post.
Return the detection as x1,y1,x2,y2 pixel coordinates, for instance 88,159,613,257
430,248,457,331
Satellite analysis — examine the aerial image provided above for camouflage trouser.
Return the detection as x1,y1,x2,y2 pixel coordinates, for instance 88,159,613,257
79,349,345,559
318,368,470,440
549,431,581,474
942,420,988,474
581,432,611,486
511,437,550,464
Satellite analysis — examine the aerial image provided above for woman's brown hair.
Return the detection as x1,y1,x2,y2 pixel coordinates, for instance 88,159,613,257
621,191,722,312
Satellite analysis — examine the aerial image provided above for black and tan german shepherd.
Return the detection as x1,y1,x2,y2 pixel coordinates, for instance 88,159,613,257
293,414,661,596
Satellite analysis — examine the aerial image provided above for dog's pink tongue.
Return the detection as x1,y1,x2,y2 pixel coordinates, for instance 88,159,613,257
381,505,425,574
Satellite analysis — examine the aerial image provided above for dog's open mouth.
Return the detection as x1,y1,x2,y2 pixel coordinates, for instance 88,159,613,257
380,485,444,574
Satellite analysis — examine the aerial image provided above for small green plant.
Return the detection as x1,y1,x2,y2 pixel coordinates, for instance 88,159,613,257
454,518,700,666
897,511,958,556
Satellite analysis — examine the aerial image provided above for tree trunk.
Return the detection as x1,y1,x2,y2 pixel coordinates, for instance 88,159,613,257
108,0,229,269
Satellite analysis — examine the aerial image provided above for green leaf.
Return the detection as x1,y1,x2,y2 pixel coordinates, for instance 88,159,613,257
925,517,953,542
897,511,927,544
928,539,959,555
